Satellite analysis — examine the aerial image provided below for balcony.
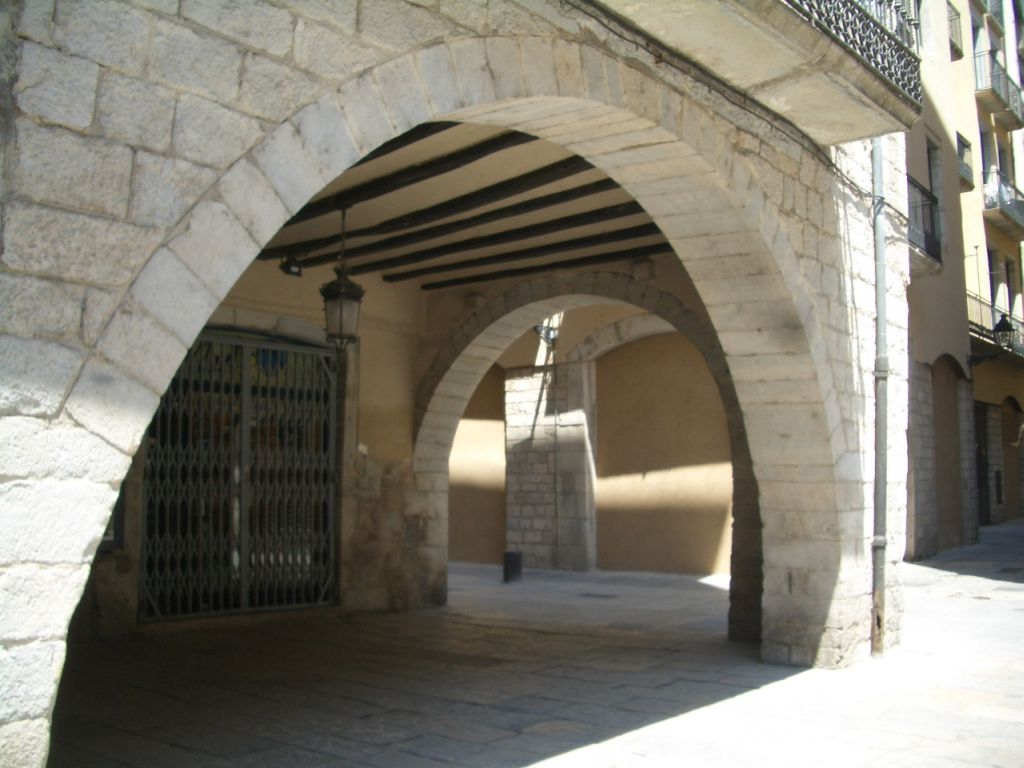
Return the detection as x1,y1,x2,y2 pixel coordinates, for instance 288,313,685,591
908,177,942,267
949,3,964,60
974,52,1024,129
957,133,975,189
979,0,1005,29
982,169,1024,239
968,292,1024,357
590,0,921,145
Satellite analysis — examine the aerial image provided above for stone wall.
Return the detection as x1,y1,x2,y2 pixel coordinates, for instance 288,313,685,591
0,0,914,760
504,361,596,570
907,360,936,559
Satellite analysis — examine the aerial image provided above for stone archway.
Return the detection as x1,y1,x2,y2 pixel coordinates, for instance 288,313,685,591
2,11,898,758
413,276,762,642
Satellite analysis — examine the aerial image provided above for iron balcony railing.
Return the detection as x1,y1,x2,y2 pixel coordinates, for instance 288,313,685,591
974,52,1024,127
949,2,964,59
983,168,1024,233
787,0,922,104
967,292,1024,354
907,176,942,261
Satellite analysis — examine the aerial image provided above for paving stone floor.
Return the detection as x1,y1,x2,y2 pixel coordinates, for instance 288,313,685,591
49,522,1024,767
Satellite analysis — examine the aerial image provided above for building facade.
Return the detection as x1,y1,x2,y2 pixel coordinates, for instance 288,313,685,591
0,2,928,765
905,0,1024,560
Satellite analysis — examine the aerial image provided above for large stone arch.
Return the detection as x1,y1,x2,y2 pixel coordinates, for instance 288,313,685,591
1,17,875,760
413,273,762,642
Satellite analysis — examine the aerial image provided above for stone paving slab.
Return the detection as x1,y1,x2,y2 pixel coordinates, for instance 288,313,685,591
49,522,1024,767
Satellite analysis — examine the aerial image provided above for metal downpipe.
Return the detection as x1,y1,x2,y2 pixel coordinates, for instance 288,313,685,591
871,137,889,656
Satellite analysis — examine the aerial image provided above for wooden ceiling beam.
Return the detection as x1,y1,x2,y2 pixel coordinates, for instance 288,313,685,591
347,201,646,275
261,178,620,263
381,223,662,282
282,131,537,227
419,243,674,290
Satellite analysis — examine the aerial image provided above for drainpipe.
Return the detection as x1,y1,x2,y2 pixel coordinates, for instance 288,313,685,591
871,137,889,656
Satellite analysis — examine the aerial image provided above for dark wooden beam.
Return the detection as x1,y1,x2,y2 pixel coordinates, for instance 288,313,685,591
352,121,458,166
283,131,537,226
348,201,646,275
420,243,674,290
382,223,662,282
260,178,620,262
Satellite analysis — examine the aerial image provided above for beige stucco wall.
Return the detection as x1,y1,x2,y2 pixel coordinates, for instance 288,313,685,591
595,333,732,575
448,365,506,564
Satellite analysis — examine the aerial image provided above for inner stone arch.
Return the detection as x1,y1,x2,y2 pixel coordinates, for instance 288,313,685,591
413,273,762,643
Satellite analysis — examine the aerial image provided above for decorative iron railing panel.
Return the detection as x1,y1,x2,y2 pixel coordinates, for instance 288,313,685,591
142,333,337,621
787,0,922,104
907,176,942,261
968,292,1024,354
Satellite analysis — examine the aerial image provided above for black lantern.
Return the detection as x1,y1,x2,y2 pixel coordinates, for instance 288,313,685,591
319,208,364,349
993,313,1014,349
320,265,364,349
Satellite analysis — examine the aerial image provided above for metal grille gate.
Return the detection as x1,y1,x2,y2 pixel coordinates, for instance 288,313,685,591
141,332,337,620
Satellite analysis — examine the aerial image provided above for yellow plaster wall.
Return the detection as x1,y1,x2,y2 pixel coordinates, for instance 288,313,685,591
448,365,508,563
595,333,732,575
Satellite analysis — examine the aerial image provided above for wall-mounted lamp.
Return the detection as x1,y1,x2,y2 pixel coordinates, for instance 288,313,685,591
278,252,303,277
968,313,1015,366
534,323,559,346
319,209,365,350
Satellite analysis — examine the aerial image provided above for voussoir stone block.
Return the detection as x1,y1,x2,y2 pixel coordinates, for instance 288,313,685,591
131,248,219,348
336,74,396,156
417,45,460,116
219,158,292,247
167,201,260,299
252,122,330,213
64,359,160,454
13,120,132,218
0,337,84,419
14,42,98,130
375,56,431,134
293,94,360,183
448,38,496,107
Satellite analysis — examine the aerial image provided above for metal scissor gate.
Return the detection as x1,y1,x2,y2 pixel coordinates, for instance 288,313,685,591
141,331,337,620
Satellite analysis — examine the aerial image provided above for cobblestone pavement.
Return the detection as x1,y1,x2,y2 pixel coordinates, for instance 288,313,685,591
49,522,1024,767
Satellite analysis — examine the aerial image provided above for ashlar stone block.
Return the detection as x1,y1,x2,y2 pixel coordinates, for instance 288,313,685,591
0,717,49,768
173,94,264,169
252,121,330,213
0,416,130,483
0,640,65,723
182,0,295,58
0,480,116,567
14,42,98,131
97,73,176,153
0,337,84,418
130,152,217,228
0,274,84,341
13,120,132,218
151,19,243,102
239,53,322,122
336,74,396,156
0,564,90,642
293,94,360,183
53,0,148,74
293,19,385,80
2,202,163,286
417,45,460,116
375,56,432,134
